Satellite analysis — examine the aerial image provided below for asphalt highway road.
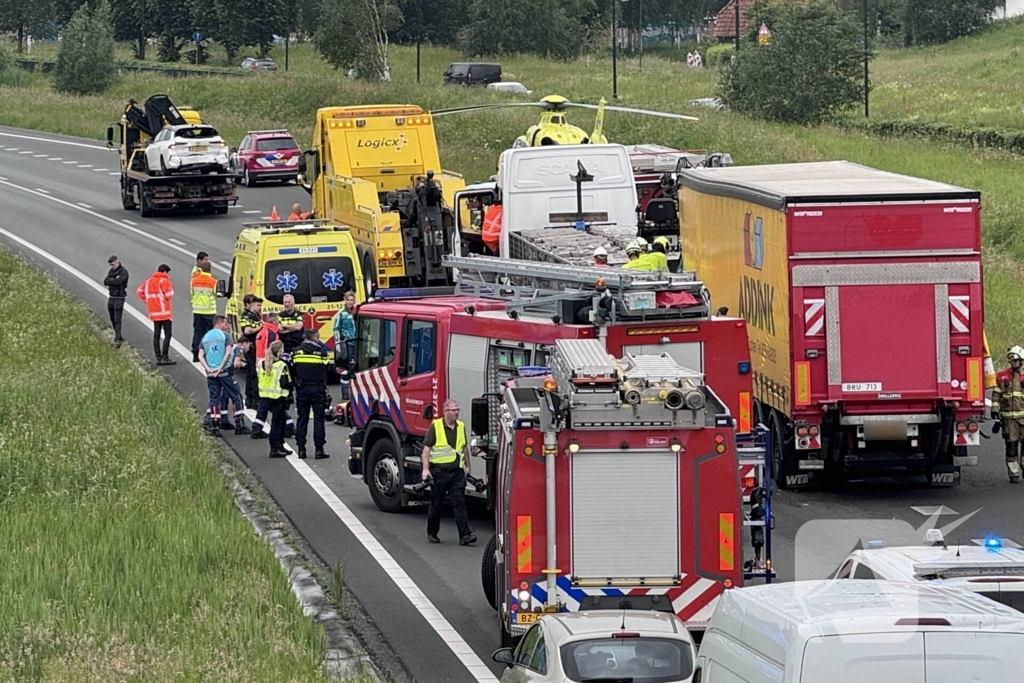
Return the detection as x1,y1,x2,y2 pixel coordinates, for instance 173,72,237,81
2,125,1023,682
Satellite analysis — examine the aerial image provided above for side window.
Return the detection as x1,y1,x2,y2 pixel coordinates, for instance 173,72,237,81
853,563,877,580
403,320,436,377
241,136,251,151
356,317,397,372
530,637,548,674
515,625,542,667
835,560,854,579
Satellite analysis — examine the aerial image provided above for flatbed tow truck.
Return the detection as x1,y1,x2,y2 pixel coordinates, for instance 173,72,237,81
106,94,238,217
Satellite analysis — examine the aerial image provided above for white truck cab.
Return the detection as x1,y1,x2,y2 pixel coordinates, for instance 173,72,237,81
696,579,1024,683
833,531,1024,613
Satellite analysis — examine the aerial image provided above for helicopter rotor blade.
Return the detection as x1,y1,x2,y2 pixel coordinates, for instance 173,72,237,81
569,103,700,122
430,102,548,117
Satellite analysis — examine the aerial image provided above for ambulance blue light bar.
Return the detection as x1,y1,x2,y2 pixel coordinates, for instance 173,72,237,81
374,286,457,300
986,536,1003,549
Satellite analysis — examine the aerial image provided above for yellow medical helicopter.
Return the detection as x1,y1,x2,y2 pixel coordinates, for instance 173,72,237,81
431,94,699,147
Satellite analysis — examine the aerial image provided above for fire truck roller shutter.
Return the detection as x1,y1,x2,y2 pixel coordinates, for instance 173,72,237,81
447,334,490,480
571,449,680,580
622,343,704,376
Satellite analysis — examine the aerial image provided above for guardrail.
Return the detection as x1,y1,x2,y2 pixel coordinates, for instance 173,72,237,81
14,59,249,78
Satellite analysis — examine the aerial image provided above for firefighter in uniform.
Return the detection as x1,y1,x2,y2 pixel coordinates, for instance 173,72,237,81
421,399,477,546
291,329,331,460
993,345,1024,482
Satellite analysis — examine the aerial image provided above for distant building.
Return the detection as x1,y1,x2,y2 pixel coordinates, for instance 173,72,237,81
709,0,804,43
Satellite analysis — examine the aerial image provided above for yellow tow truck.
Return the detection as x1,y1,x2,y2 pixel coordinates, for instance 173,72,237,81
298,105,465,294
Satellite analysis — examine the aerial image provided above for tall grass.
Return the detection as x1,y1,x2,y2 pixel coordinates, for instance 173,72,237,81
0,250,358,681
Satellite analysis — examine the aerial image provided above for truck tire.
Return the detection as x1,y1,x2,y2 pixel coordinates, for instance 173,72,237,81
121,180,137,210
140,190,155,218
366,439,404,513
482,534,499,611
362,252,376,298
771,413,797,490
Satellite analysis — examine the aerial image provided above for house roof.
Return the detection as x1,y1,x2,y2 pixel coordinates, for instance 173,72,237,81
710,0,805,40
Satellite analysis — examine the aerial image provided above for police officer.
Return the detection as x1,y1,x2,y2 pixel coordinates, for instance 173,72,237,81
258,340,292,458
241,295,264,409
278,293,305,353
291,329,331,460
993,345,1024,482
421,399,476,546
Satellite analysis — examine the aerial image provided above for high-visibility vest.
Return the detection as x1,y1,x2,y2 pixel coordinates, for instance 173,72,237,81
258,359,289,399
646,251,669,272
429,418,467,468
622,254,656,271
190,271,217,315
482,205,503,254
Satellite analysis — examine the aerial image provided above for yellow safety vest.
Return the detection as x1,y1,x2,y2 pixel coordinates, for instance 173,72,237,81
258,359,289,399
190,272,217,316
646,251,669,272
622,254,657,271
429,418,467,468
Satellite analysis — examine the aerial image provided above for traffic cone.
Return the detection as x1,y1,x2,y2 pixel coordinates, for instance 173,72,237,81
270,205,280,221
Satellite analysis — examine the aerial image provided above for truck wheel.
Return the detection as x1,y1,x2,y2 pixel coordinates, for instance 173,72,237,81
215,204,228,215
140,191,155,218
482,534,498,611
771,414,796,490
366,439,404,513
121,181,137,210
362,252,376,298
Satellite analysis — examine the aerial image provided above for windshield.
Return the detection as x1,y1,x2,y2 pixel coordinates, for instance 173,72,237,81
177,127,219,139
560,638,692,682
263,256,355,305
256,137,297,152
448,63,468,77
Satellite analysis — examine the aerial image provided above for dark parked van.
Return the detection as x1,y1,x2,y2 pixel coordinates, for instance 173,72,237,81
443,62,502,86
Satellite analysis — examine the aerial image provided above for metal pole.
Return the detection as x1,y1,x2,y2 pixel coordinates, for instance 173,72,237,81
416,36,421,83
285,35,289,71
612,0,618,98
639,0,643,71
735,0,740,51
863,0,869,117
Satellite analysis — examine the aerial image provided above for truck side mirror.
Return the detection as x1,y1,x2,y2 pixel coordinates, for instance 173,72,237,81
471,397,489,436
216,280,227,298
297,154,307,175
715,306,729,316
422,404,434,420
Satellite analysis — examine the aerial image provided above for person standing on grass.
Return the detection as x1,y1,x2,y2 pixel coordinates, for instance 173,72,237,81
191,250,210,278
190,261,217,363
136,263,176,365
259,340,292,458
103,255,129,348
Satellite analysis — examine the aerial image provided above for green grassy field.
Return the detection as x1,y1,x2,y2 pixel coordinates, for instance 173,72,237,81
2,33,1023,354
0,249,373,681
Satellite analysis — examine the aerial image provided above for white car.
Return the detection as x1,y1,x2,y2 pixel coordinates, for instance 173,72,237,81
145,124,230,175
833,531,1024,613
488,81,532,95
492,611,696,682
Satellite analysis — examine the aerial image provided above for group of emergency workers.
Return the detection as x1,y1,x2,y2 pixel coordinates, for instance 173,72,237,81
591,235,672,271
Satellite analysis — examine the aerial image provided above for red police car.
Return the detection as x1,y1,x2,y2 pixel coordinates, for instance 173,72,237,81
229,130,301,187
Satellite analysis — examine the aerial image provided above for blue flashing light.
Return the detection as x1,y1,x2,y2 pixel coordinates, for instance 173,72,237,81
738,361,751,375
985,536,1003,549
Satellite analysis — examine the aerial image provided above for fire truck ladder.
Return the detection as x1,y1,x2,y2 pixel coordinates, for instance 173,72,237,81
738,426,775,583
443,254,711,323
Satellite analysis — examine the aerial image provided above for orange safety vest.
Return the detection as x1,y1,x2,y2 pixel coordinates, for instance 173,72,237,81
136,272,174,321
482,204,503,254
288,211,312,221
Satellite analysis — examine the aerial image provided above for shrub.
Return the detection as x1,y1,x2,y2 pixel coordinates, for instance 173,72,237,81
0,41,12,75
901,0,1001,46
719,2,867,125
54,0,117,95
706,43,734,67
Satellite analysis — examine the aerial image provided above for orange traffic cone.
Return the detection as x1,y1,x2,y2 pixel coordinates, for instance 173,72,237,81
270,205,280,221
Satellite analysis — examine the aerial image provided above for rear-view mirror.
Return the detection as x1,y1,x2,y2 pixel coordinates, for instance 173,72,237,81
471,397,489,437
491,648,513,666
215,280,227,298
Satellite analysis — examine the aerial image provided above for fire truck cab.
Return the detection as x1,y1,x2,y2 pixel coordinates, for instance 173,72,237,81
347,256,758,514
484,339,747,646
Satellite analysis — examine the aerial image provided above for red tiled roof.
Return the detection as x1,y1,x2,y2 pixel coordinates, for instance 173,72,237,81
710,0,804,39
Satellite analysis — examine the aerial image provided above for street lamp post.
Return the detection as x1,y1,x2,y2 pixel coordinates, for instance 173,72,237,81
612,0,618,98
863,0,869,117
639,0,643,71
735,0,741,52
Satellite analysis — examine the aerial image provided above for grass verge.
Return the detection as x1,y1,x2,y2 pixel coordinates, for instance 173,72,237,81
0,248,369,681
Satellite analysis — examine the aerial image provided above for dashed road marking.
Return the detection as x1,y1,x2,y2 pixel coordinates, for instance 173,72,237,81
168,238,186,246
18,150,32,154
123,220,138,226
243,210,261,214
48,157,62,161
35,188,50,194
63,161,77,164
911,505,958,516
78,164,93,168
0,224,499,683
33,154,47,158
93,168,108,172
109,172,120,176
6,148,18,151
77,202,92,209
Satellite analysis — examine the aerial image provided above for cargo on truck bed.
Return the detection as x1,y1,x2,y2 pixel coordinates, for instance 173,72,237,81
678,160,986,489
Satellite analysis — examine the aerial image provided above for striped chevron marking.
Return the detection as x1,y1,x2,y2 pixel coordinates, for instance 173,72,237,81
351,367,408,431
804,299,825,337
949,295,970,334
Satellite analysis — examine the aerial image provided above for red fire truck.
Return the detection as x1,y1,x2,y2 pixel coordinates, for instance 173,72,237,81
346,256,757,513
481,339,769,645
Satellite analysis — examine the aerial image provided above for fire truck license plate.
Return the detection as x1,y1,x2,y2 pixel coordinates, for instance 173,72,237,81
189,145,208,152
514,613,539,625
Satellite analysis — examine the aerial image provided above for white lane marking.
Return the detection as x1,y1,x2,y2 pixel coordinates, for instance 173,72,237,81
78,164,93,168
77,203,92,209
48,157,62,161
0,176,6,181
169,238,186,246
109,172,120,176
243,210,261,214
0,178,227,274
0,224,498,682
33,154,47,158
123,220,138,226
219,260,231,268
0,131,107,150
6,148,18,151
19,150,32,154
93,168,108,172
911,505,959,516
63,161,77,164
35,188,50,194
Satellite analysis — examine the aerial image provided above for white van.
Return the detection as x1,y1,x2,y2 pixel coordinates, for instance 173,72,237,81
695,580,1024,683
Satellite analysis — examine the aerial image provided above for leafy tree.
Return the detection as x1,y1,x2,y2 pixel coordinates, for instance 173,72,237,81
0,39,12,73
461,0,597,59
719,1,868,125
150,0,194,61
54,0,117,95
0,0,55,52
208,0,286,61
392,0,469,47
315,0,402,80
900,0,1000,45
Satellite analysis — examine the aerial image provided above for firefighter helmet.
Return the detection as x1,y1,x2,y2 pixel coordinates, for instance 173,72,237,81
635,236,649,251
1009,345,1024,362
625,241,641,256
653,236,670,249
